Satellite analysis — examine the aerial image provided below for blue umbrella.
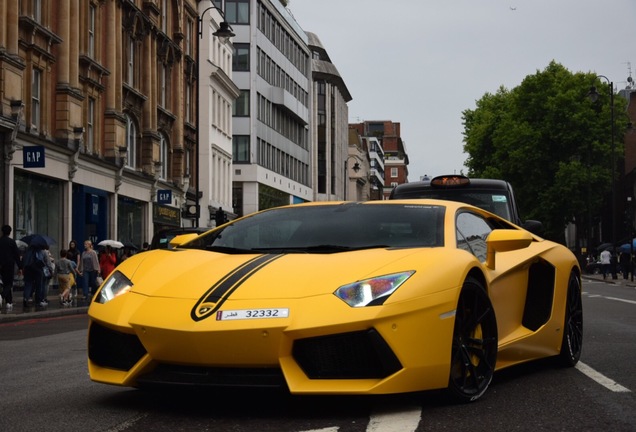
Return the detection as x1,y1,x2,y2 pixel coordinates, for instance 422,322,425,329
619,244,632,253
21,234,56,248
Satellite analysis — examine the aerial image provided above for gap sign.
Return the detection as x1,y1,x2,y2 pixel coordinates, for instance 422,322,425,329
23,146,45,168
157,189,172,204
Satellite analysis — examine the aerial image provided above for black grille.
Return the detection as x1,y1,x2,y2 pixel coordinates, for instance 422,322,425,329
136,365,287,389
292,329,402,379
88,322,147,371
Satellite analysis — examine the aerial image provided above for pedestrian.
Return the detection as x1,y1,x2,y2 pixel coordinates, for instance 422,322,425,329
619,251,631,280
600,248,611,280
56,249,76,305
78,240,99,299
610,250,619,280
66,239,82,297
66,240,80,267
142,242,150,252
99,245,117,279
0,225,22,310
22,243,52,307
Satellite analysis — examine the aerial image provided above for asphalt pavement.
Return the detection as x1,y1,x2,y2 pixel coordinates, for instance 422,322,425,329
1,272,634,324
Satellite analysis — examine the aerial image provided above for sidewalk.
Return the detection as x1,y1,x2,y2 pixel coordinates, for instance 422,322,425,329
0,287,90,324
583,272,636,288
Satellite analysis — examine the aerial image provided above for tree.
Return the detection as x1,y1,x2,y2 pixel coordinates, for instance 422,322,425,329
463,61,629,244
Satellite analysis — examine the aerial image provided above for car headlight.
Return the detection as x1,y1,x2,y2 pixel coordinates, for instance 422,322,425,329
95,271,133,304
334,271,415,307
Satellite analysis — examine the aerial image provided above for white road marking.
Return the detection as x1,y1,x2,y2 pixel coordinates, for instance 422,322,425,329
301,428,339,432
604,296,636,305
584,292,636,304
367,407,421,432
576,362,631,393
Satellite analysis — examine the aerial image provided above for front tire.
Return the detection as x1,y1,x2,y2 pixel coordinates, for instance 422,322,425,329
555,272,583,367
447,277,498,403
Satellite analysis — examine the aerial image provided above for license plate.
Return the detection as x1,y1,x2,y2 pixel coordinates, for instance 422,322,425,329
215,308,289,321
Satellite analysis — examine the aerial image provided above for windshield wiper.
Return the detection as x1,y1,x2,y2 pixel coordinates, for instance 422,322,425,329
250,244,390,254
205,245,255,254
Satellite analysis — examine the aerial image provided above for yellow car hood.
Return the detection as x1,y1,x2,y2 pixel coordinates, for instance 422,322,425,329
119,247,455,301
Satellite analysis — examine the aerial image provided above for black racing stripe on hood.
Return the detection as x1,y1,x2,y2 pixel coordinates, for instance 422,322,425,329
190,254,283,322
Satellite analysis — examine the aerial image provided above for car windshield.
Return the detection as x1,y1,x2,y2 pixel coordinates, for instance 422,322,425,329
399,190,512,221
183,203,445,253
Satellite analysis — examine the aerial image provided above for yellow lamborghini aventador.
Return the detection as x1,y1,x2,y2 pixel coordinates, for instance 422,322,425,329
87,200,583,403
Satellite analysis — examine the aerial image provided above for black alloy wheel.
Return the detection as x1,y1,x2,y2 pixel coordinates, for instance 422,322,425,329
555,272,583,367
447,277,498,403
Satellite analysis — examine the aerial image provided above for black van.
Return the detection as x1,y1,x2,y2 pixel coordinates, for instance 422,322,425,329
389,174,542,234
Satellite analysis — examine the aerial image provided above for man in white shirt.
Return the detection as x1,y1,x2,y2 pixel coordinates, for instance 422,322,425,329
600,248,612,280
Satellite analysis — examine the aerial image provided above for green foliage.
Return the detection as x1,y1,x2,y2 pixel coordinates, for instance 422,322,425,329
462,61,629,242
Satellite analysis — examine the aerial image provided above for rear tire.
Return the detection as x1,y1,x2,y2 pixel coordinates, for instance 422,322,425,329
555,272,583,367
447,277,498,403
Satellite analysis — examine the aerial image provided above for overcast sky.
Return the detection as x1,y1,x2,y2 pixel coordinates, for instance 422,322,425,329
287,0,636,181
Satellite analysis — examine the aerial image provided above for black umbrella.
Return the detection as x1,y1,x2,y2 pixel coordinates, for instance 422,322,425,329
21,234,56,248
123,241,138,250
596,242,613,252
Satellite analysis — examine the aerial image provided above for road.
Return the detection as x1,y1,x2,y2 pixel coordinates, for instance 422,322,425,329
1,278,634,432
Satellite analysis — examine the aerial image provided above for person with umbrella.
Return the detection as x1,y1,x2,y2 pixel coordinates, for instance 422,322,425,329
99,245,117,279
0,225,22,310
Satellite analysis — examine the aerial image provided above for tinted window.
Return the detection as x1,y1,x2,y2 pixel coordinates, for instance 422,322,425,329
184,204,445,253
396,189,512,221
456,212,493,262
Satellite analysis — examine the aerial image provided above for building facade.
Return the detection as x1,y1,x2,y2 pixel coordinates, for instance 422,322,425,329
228,0,313,217
349,121,410,200
306,32,352,202
198,2,240,227
0,0,230,256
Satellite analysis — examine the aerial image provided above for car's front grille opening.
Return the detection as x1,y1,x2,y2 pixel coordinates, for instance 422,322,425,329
136,365,287,389
88,322,147,371
292,328,402,379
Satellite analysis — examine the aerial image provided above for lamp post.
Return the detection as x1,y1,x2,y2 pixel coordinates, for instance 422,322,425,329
588,75,616,250
195,1,235,227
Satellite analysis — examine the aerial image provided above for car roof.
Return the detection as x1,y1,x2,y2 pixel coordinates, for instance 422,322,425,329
391,177,512,195
150,227,209,249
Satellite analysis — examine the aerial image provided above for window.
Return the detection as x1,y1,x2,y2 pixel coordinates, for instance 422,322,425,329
33,0,42,23
391,167,398,178
233,90,250,117
161,0,168,33
125,114,137,168
226,0,249,24
232,136,250,163
31,69,41,131
159,133,168,180
456,212,493,263
159,63,168,107
185,18,193,57
233,44,250,71
87,98,95,153
127,36,135,86
88,4,96,58
185,81,192,124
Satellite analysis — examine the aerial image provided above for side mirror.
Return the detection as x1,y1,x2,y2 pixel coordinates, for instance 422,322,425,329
486,229,533,269
169,233,200,249
522,219,543,236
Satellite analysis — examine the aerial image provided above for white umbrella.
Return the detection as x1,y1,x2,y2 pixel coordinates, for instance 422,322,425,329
98,239,124,249
16,239,28,250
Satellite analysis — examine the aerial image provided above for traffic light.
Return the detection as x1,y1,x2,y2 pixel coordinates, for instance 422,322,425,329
215,208,226,226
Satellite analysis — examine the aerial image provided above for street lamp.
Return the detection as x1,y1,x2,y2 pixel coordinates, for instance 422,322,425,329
194,2,235,227
588,75,616,249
